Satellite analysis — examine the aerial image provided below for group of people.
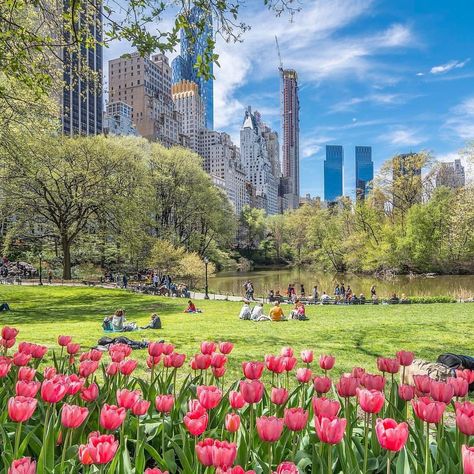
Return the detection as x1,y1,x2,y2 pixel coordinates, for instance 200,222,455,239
243,280,255,301
239,300,308,322
102,310,162,332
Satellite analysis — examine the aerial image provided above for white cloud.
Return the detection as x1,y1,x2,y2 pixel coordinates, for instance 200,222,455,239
444,97,474,140
381,128,426,146
430,58,470,74
300,135,334,159
329,93,415,112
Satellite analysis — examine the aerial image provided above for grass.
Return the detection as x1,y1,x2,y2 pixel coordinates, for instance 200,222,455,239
0,285,472,380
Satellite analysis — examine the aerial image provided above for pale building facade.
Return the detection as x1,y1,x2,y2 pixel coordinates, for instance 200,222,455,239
436,159,466,189
103,101,137,136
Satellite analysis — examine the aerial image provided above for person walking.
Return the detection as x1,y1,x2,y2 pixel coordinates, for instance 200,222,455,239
370,285,376,297
122,274,128,289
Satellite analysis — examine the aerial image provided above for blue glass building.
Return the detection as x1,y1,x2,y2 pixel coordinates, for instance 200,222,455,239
324,145,344,202
172,7,214,130
355,146,374,199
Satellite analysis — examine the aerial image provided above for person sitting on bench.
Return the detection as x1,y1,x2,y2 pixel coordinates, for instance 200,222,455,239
141,313,162,330
0,302,10,312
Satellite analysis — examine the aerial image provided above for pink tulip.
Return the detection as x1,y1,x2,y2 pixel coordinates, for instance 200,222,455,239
284,407,308,432
17,367,36,382
65,374,85,396
106,362,119,376
313,376,331,394
7,396,37,422
8,457,36,474
78,432,118,465
41,379,67,404
66,343,80,355
455,401,474,436
265,355,285,374
336,375,359,398
99,404,126,430
119,359,137,376
148,342,165,357
195,438,214,466
155,395,175,414
301,350,313,364
274,462,298,474
280,346,294,357
79,360,99,378
2,326,19,341
463,445,474,474
200,341,217,355
319,355,336,371
191,354,212,370
225,413,241,432
61,404,89,429
145,469,169,474
15,381,40,398
184,409,208,436
212,366,226,378
413,375,432,395
219,341,234,354
312,397,341,418
396,351,414,366
448,377,469,398
0,360,12,377
430,380,454,404
81,383,99,402
377,357,400,374
411,397,446,424
116,389,141,410
398,384,415,401
357,388,385,414
240,379,264,404
0,338,15,349
197,385,222,410
242,361,265,380
270,387,289,406
456,369,474,385
351,367,366,379
210,353,227,369
43,367,56,380
170,352,186,368
296,368,312,384
376,418,409,452
315,415,346,444
361,374,386,392
58,335,72,347
132,399,151,416
229,391,246,410
13,352,31,367
256,416,284,442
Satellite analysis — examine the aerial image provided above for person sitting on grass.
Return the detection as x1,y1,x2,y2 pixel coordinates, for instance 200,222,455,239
251,302,264,321
291,301,308,320
184,300,201,313
321,291,331,303
141,313,162,329
110,309,138,332
0,302,10,312
269,301,286,322
239,300,252,320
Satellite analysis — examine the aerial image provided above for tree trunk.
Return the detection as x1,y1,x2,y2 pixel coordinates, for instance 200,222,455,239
61,236,72,280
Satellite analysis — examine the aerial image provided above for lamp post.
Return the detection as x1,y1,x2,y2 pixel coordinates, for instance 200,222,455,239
204,257,209,300
38,252,43,286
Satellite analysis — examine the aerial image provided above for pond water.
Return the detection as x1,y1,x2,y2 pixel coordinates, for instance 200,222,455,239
209,268,474,298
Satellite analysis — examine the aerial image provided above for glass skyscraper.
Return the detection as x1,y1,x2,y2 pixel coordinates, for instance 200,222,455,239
171,7,214,130
355,146,374,199
324,145,344,202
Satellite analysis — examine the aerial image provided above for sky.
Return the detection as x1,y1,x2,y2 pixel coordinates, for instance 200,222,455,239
104,0,474,199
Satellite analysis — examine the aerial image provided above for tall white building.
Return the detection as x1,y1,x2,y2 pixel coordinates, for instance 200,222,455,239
172,80,205,152
436,159,466,189
103,101,137,136
198,130,249,214
240,106,280,215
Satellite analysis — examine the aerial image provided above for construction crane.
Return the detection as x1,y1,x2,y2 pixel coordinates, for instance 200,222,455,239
275,35,283,73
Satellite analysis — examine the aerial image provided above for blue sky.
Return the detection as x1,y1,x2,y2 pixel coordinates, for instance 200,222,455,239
105,0,474,199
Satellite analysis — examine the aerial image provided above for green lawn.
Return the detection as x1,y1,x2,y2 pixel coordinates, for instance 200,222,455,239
0,285,472,379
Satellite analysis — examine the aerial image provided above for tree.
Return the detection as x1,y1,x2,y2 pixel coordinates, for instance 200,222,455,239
176,252,216,289
1,135,147,278
238,205,266,250
148,240,185,276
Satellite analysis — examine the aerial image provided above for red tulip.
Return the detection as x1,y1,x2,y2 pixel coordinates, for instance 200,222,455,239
377,357,400,374
455,401,474,436
197,385,222,410
296,368,312,383
201,341,217,355
225,413,241,432
430,380,454,404
132,399,151,416
109,343,132,357
99,404,126,430
398,384,415,401
43,367,56,380
78,432,119,465
119,359,137,375
351,367,366,379
413,375,432,395
282,356,297,372
396,351,414,366
357,388,385,414
41,379,67,403
7,396,37,422
191,354,212,370
58,335,72,347
0,360,12,377
61,404,89,429
448,377,469,398
15,381,40,398
195,438,214,466
13,352,31,367
184,409,209,436
361,374,386,392
170,352,186,368
212,440,237,468
81,383,99,402
265,355,285,374
2,326,19,341
8,457,36,474
219,342,234,354
145,469,169,474
376,418,409,452
240,379,264,404
456,369,474,385
216,467,255,474
336,375,359,398
65,374,85,396
284,407,308,432
29,345,47,359
189,399,206,415
117,389,141,410
301,350,314,364
17,367,36,382
0,338,15,349
315,415,346,444
274,461,298,474
147,356,161,368
18,342,33,355
229,391,246,410
463,445,474,474
256,416,284,442
109,349,125,363
312,397,341,418
148,342,165,357
210,353,227,369
106,362,119,376
319,354,336,371
212,366,226,378
411,397,446,424
242,361,265,380
155,394,175,413
79,360,99,378
270,387,289,406
66,343,80,355
313,376,331,394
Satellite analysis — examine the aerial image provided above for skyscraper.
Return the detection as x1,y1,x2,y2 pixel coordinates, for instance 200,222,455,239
172,7,214,129
280,69,300,209
324,145,344,202
61,0,103,135
355,146,374,200
435,159,465,189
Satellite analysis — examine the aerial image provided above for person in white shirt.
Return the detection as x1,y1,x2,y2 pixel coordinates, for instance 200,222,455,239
239,300,252,320
250,303,264,321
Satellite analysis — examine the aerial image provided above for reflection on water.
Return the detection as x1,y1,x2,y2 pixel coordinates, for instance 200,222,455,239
209,268,474,298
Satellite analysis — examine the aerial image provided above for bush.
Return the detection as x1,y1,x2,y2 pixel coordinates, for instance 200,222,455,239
409,295,457,304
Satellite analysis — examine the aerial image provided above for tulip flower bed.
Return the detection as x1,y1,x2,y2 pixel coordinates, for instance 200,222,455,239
1,325,474,474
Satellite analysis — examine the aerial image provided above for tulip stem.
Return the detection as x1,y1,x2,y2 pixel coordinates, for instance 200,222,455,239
327,445,332,474
162,412,166,457
386,452,391,474
14,422,22,459
60,429,71,473
268,442,273,474
425,422,430,474
363,413,369,473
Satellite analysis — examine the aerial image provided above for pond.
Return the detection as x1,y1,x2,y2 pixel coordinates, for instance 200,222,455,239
209,268,474,298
